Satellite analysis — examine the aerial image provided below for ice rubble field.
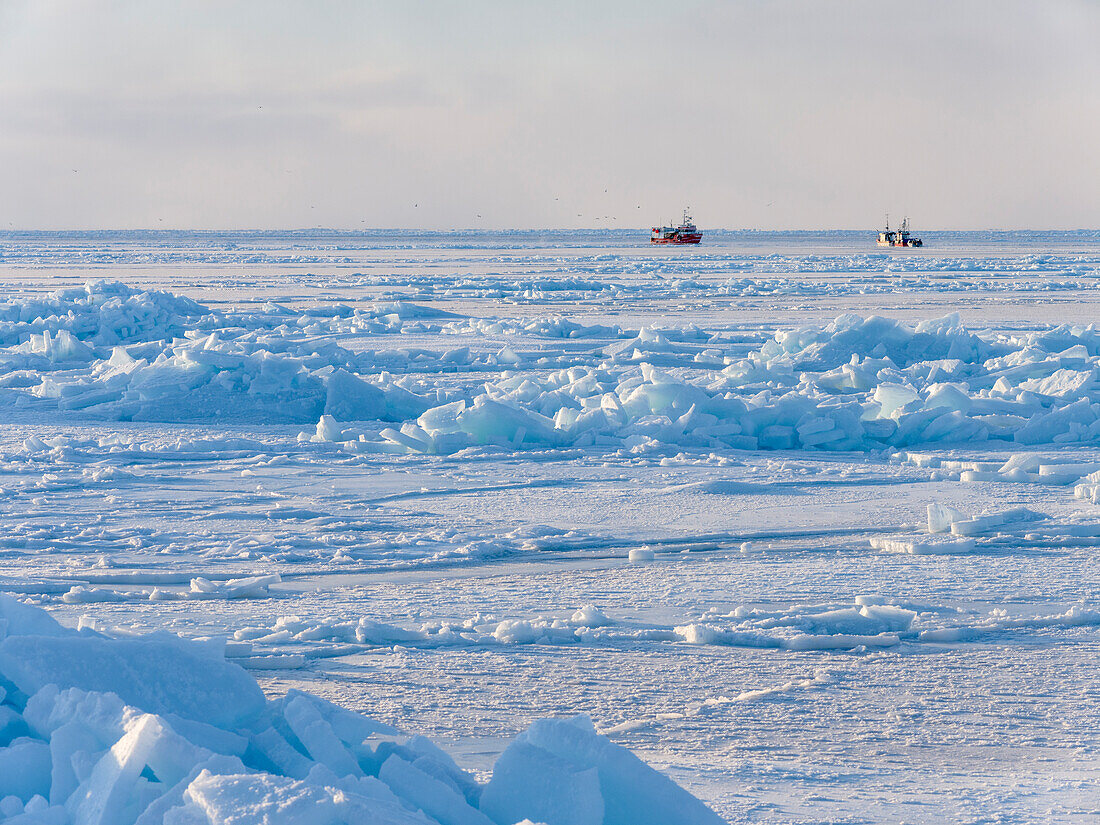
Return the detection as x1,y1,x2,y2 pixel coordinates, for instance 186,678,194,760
1,230,1100,824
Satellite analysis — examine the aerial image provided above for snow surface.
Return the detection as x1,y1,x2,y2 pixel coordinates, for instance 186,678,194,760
1,230,1099,823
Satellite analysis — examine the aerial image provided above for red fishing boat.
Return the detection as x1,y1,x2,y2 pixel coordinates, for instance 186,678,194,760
651,209,702,244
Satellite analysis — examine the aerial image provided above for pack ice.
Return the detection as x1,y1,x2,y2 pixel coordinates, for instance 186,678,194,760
0,596,723,825
4,239,1100,825
327,312,1100,455
12,281,1100,453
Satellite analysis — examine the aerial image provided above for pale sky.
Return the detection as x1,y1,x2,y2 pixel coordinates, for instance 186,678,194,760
1,1,1098,230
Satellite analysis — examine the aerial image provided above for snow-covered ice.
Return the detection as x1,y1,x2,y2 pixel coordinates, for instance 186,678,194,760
0,593,718,825
1,229,1099,823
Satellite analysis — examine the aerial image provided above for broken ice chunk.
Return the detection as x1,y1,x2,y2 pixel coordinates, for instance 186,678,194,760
869,535,977,555
950,507,1042,536
927,503,968,534
628,546,654,563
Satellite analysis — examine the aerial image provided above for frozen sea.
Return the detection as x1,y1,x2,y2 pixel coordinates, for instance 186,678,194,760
3,228,1100,823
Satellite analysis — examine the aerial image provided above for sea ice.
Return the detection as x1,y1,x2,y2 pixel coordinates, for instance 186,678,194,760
0,597,722,824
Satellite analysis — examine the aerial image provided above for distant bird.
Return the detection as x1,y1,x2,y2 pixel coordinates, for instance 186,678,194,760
414,203,418,208
477,214,482,218
72,169,78,173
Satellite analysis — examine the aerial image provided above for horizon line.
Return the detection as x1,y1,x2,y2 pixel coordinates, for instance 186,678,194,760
2,226,1099,234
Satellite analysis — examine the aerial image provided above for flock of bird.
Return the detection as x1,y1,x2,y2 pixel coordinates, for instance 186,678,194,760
50,165,726,228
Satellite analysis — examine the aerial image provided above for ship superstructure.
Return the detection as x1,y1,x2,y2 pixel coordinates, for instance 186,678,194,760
651,209,702,244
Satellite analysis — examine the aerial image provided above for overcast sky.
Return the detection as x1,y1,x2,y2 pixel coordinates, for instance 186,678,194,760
1,1,1098,230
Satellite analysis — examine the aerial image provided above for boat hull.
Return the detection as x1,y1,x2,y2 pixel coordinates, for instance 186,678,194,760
651,234,702,245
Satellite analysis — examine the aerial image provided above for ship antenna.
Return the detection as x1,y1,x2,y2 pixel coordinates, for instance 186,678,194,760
885,211,889,232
